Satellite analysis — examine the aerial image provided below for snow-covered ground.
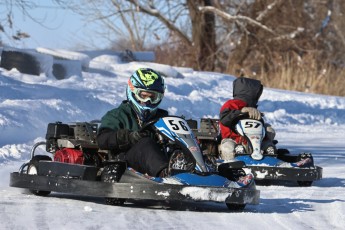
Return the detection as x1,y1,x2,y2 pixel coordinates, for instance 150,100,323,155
1,49,345,229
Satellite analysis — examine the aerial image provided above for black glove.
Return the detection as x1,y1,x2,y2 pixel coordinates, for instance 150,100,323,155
128,130,150,145
115,129,150,150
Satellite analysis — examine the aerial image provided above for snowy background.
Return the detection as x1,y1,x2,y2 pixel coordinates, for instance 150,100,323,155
0,48,345,229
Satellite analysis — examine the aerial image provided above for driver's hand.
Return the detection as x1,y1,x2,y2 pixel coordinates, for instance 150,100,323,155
128,130,150,145
241,107,262,120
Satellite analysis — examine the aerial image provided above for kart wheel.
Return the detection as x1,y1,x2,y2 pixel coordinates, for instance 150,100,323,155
297,181,313,187
277,148,290,155
226,203,246,211
27,155,52,196
218,165,246,182
101,164,126,206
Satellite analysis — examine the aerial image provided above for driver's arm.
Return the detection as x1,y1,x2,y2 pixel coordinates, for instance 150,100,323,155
219,108,242,127
97,109,140,151
97,128,131,151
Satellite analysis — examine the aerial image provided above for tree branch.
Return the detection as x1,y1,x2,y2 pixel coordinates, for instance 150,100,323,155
125,0,192,46
256,0,283,21
270,27,305,42
199,6,276,35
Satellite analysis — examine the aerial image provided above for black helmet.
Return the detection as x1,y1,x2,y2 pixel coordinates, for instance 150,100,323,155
233,77,263,107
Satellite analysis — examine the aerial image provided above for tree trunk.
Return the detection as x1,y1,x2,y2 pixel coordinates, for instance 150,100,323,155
187,0,216,71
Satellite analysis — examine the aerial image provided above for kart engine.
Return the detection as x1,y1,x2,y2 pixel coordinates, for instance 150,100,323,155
54,148,84,164
45,121,99,165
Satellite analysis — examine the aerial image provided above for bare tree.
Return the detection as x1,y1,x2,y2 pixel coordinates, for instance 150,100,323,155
121,0,217,70
2,0,344,95
58,0,216,71
0,0,69,45
186,0,216,70
57,0,159,50
0,0,34,44
199,1,345,77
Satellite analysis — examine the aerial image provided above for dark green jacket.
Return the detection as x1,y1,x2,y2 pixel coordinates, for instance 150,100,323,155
97,100,168,152
99,101,141,132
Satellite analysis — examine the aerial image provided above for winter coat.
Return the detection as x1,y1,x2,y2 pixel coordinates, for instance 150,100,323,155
97,100,168,152
219,77,263,143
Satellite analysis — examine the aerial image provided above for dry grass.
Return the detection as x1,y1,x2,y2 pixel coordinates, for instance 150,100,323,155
154,41,345,97
264,66,344,96
265,69,344,97
248,55,345,97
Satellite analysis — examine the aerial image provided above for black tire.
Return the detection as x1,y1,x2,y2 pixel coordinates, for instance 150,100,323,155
218,166,246,181
255,179,272,186
27,155,52,196
101,164,126,205
52,63,66,80
277,148,290,155
297,181,313,187
226,203,246,211
0,50,40,75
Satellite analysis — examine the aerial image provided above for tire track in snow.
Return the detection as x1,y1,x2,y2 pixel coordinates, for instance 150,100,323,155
33,196,50,229
255,185,310,229
0,199,17,229
307,169,345,229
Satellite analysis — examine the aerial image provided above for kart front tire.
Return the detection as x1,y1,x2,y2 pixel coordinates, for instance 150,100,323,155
27,155,52,196
101,164,126,206
297,181,313,187
226,203,246,211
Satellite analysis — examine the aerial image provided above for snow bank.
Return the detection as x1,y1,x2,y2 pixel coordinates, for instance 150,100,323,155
36,47,90,69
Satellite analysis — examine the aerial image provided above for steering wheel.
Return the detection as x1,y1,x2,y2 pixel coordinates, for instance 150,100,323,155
139,118,159,132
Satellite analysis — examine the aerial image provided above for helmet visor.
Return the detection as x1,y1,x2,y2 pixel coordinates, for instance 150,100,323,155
133,88,163,104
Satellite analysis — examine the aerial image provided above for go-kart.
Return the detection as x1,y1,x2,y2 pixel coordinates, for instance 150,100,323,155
9,116,260,211
191,115,323,186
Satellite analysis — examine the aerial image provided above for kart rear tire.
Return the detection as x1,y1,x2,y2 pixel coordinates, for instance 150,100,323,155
27,155,52,196
101,164,126,205
226,203,246,211
277,148,290,155
297,181,313,187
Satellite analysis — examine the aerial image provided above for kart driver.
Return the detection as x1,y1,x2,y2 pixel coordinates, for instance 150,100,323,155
219,76,276,161
97,68,169,177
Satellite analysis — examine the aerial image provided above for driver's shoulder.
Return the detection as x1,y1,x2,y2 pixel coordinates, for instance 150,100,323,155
221,99,246,110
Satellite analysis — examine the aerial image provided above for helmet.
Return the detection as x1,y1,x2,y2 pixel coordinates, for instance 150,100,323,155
126,68,165,121
233,77,263,107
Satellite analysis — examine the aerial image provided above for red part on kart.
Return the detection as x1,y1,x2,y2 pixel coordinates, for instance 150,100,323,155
54,148,84,164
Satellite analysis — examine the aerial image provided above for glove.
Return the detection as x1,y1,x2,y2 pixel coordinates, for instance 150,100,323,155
241,107,262,120
128,130,150,145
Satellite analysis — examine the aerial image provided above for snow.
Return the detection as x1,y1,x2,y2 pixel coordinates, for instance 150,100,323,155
1,48,345,229
36,47,91,67
180,187,230,202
